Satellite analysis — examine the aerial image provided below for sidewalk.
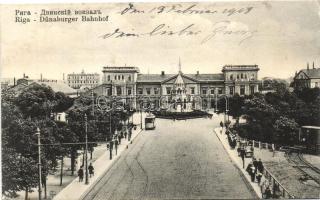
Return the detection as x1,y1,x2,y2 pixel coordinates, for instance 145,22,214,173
214,127,262,199
53,126,143,200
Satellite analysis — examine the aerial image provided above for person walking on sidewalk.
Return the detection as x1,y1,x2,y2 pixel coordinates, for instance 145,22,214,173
88,163,94,178
78,167,84,182
257,158,264,173
253,157,258,175
240,148,246,168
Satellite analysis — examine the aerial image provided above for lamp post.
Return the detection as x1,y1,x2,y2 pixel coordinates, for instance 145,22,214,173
223,96,229,125
84,114,89,185
36,127,42,200
140,110,142,130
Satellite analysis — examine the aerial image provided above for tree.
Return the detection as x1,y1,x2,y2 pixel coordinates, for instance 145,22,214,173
273,116,299,145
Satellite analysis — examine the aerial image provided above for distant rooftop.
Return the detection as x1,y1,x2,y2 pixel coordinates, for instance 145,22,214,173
102,66,140,73
300,68,320,79
222,65,259,71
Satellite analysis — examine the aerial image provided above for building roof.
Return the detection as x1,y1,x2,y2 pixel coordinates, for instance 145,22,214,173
222,65,259,72
185,74,224,82
137,74,176,83
32,81,77,94
9,80,77,96
137,73,224,83
299,68,320,79
103,66,140,73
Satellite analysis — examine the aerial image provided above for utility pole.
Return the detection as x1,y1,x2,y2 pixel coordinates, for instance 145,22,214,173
215,94,218,112
140,110,142,130
91,90,94,116
84,114,89,185
36,127,42,200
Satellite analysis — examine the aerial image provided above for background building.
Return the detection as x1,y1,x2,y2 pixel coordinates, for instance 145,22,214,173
292,62,320,90
67,70,100,89
85,63,260,110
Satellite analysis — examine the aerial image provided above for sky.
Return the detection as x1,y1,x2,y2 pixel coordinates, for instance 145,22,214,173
1,1,320,80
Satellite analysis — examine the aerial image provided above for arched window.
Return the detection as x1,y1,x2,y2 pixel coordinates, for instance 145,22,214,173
122,75,124,80
241,73,243,79
107,75,110,81
230,74,233,80
128,76,131,81
237,74,240,79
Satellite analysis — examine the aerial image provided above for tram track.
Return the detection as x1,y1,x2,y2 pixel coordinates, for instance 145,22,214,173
285,151,320,186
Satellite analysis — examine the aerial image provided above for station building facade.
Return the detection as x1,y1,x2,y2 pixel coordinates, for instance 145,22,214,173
87,64,260,110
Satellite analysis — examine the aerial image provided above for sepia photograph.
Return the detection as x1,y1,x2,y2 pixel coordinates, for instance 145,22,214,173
1,1,320,199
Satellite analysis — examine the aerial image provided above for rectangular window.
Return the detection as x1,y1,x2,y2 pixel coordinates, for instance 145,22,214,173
202,88,207,95
218,88,223,94
240,85,245,95
116,86,122,96
138,88,143,95
166,87,171,95
315,82,319,87
146,88,151,95
250,85,255,95
190,87,195,94
154,88,159,95
127,88,132,95
229,86,234,95
210,88,215,95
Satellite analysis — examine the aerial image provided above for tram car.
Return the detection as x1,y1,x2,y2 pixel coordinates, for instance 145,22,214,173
299,126,320,154
145,114,156,130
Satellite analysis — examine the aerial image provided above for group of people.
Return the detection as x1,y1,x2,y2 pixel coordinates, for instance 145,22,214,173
245,158,272,199
226,130,237,149
77,163,95,182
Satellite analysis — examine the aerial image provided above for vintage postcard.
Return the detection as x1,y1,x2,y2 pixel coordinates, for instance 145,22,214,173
1,1,320,200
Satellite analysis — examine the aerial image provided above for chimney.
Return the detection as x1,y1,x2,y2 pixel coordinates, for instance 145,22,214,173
307,62,309,70
161,71,165,75
40,73,42,81
23,73,25,78
313,62,315,69
196,71,199,75
14,77,16,86
63,73,65,81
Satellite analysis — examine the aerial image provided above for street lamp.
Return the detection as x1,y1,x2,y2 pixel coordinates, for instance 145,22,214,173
35,127,42,200
84,114,89,185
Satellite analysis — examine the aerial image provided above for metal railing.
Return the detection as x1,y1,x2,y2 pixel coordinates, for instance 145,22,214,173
236,136,295,199
263,167,295,199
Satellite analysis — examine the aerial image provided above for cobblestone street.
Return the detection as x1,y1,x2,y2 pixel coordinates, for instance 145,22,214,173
83,117,256,200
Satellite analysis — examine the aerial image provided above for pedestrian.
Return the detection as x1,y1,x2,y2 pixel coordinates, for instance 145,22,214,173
253,158,258,175
257,158,264,173
128,128,132,141
240,148,246,168
265,186,272,199
124,130,127,139
109,140,114,160
256,172,262,184
88,163,94,177
246,162,253,175
220,121,224,130
250,165,256,182
118,133,122,145
78,167,83,182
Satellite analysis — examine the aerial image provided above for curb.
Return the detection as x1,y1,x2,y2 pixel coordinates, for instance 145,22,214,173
213,128,260,199
79,128,143,200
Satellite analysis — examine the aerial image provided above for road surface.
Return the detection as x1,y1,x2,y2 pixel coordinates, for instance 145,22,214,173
83,116,256,199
